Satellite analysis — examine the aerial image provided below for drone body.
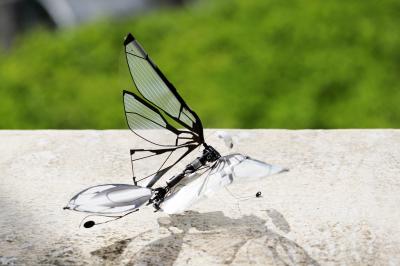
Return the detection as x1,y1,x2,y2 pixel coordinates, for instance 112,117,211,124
64,33,287,227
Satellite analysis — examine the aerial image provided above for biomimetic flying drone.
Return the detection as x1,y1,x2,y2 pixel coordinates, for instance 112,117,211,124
64,33,287,228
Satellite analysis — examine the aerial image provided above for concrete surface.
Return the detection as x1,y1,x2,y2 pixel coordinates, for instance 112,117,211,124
0,130,399,265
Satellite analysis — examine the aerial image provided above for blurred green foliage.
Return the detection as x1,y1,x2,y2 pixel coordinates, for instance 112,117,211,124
0,0,399,129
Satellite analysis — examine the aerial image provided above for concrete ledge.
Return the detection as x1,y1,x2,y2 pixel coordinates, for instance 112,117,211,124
0,130,399,265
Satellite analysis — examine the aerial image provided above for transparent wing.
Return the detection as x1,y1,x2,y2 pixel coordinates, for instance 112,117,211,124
130,144,198,188
160,154,287,214
124,33,204,143
123,90,199,147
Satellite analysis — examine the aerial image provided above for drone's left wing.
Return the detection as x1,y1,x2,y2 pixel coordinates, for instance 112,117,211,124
124,90,200,147
124,33,204,144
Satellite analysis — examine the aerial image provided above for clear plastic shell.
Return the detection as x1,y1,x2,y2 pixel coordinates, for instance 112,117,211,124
65,184,152,214
160,154,287,214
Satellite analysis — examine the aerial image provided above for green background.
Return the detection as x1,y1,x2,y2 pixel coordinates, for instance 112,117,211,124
0,0,399,129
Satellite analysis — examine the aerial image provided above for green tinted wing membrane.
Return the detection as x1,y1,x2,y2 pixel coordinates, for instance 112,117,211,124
124,33,204,143
123,91,199,147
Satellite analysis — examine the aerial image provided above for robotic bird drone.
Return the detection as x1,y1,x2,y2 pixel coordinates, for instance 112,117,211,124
64,33,287,228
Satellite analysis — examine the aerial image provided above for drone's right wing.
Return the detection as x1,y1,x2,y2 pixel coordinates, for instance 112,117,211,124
122,34,207,188
130,144,198,188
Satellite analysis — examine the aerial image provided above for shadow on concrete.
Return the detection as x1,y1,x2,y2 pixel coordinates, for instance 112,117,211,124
92,210,319,265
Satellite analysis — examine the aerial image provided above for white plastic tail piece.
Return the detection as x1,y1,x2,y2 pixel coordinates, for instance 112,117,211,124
65,184,152,214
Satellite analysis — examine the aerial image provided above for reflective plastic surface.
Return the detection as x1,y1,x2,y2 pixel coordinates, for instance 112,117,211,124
66,184,152,214
161,154,287,214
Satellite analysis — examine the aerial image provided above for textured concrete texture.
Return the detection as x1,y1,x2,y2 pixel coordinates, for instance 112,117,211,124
0,130,399,265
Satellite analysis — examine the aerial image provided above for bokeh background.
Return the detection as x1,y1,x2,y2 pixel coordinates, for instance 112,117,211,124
0,0,399,129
